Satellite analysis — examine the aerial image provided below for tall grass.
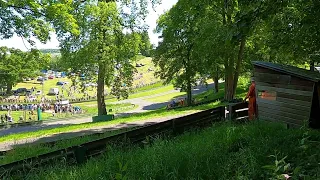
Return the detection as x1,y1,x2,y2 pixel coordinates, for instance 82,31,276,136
7,121,320,179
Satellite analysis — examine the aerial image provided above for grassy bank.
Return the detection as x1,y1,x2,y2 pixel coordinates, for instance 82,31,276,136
0,127,138,165
0,101,222,143
6,121,320,179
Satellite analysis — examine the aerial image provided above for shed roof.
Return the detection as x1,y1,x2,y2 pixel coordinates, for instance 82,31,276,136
253,61,320,82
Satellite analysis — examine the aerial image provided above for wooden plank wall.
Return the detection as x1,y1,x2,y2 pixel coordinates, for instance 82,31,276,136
254,66,314,126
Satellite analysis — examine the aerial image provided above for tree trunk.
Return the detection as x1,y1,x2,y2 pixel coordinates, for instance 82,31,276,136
232,37,246,96
97,62,107,115
214,77,219,93
225,68,234,101
214,71,219,93
6,81,12,95
186,76,192,106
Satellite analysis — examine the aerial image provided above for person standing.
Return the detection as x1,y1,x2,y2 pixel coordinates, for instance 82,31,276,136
244,77,257,120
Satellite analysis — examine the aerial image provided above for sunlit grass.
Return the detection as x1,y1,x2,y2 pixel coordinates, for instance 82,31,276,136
6,121,320,179
145,92,186,103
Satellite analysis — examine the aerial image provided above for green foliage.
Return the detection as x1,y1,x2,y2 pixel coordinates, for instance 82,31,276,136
0,0,79,44
138,31,152,57
0,47,50,92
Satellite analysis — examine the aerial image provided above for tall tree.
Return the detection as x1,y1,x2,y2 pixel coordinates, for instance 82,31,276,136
154,0,202,105
59,0,154,115
139,30,152,57
0,47,50,94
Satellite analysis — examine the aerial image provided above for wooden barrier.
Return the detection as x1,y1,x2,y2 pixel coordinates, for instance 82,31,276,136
226,102,249,120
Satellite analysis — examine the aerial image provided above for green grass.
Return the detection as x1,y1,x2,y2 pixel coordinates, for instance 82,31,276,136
129,81,164,93
145,91,186,103
0,127,137,165
0,101,222,144
6,121,320,179
128,84,175,99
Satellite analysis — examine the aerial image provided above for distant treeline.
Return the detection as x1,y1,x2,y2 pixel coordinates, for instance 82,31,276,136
40,49,60,54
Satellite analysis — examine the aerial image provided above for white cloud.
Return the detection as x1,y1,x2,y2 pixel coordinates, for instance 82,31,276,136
0,0,177,51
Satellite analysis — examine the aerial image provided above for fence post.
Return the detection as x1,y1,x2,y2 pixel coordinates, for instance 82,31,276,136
220,106,226,120
228,105,233,121
74,146,87,164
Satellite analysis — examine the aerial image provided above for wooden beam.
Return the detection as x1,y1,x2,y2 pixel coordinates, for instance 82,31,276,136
256,85,313,97
258,102,310,117
257,97,311,113
256,82,313,92
254,72,291,84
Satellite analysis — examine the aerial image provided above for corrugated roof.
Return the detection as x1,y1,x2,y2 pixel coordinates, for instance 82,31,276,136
253,61,320,82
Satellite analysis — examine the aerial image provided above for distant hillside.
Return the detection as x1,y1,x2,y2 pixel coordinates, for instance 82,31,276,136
40,49,60,54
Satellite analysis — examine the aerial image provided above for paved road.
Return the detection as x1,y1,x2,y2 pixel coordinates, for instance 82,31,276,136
0,82,217,138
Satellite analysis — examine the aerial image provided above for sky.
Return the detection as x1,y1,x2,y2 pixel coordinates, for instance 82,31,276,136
0,0,177,51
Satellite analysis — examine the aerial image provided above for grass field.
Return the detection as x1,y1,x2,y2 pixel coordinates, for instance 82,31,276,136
0,127,138,165
145,91,186,103
5,121,320,179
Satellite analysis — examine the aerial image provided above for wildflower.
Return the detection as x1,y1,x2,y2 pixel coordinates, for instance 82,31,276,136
282,174,291,179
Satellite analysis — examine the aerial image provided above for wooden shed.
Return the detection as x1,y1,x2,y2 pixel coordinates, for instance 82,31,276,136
253,61,320,128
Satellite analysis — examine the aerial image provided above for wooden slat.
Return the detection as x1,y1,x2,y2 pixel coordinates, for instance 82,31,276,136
254,72,291,84
231,102,248,110
258,102,310,117
235,110,248,118
256,85,313,96
254,66,314,86
290,76,314,86
258,111,305,126
258,107,308,123
256,82,313,92
277,92,312,102
276,97,311,107
257,98,311,113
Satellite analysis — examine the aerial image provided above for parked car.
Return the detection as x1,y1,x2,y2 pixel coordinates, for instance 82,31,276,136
35,90,42,95
37,77,44,82
48,88,59,95
26,90,32,96
48,75,54,79
16,88,27,93
56,81,66,85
